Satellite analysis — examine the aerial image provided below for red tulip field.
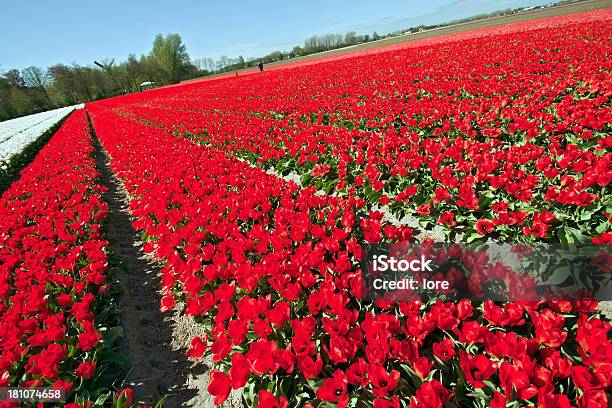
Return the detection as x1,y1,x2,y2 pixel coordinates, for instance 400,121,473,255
1,7,611,408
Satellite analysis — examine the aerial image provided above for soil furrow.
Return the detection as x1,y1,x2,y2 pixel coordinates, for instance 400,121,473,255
89,114,243,407
91,126,198,406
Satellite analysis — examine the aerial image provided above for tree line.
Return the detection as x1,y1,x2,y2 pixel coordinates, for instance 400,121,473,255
205,31,383,75
0,29,392,120
0,33,202,121
202,2,566,75
1,2,551,121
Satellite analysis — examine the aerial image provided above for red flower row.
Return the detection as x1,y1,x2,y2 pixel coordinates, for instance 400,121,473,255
87,103,611,407
93,10,611,244
0,110,111,406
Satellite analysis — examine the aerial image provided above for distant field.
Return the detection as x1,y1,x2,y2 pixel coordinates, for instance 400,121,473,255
182,0,612,84
90,9,612,406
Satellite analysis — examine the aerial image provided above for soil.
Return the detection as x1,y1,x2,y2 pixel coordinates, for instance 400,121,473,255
92,133,242,407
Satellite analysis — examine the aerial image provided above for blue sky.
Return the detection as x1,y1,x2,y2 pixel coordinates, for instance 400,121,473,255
1,0,557,71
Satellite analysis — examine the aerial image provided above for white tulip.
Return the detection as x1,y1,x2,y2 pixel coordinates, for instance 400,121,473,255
0,105,80,168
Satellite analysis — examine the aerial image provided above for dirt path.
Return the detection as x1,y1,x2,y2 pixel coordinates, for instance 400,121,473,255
92,134,200,406
91,122,243,407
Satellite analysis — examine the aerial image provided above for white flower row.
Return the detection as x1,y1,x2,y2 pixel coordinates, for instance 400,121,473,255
0,104,84,169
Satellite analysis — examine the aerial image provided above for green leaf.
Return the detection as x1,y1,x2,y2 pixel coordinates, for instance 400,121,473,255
154,395,168,408
558,226,573,245
97,349,131,367
596,222,609,234
102,326,123,347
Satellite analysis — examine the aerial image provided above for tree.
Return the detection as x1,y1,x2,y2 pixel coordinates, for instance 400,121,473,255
94,59,127,93
264,51,282,63
22,66,52,104
344,32,358,46
292,46,304,57
3,69,25,88
0,77,16,119
71,65,97,101
48,64,78,104
152,34,164,59
193,58,206,71
140,55,165,84
22,66,50,91
152,33,190,83
304,35,320,53
217,56,230,71
124,54,145,90
372,32,380,41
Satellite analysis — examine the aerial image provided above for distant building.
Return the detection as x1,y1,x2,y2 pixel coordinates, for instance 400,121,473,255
139,81,158,91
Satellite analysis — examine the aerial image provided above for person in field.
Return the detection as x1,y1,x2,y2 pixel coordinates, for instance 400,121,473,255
258,61,264,71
